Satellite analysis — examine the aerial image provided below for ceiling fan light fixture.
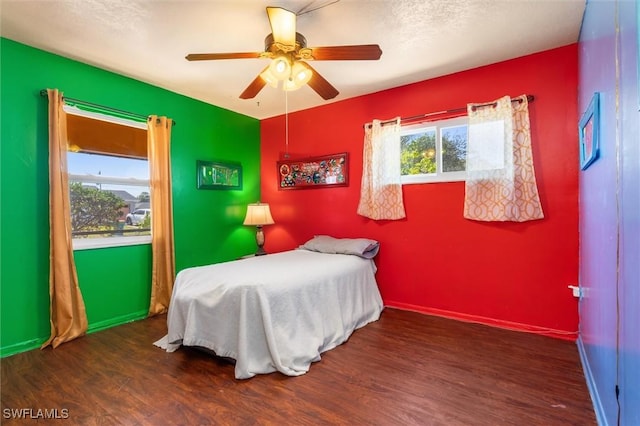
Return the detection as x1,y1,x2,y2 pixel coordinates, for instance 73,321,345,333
260,68,280,88
284,61,312,91
283,78,298,92
269,54,291,80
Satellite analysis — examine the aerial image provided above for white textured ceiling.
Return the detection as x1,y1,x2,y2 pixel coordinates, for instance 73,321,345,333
0,0,585,119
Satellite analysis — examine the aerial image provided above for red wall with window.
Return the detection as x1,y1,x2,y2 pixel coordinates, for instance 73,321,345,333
260,44,579,337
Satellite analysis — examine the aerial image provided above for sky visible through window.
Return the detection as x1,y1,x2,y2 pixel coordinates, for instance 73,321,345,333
442,125,467,142
68,152,149,197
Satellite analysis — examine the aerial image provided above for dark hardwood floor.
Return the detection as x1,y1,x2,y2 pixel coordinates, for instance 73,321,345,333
1,309,596,425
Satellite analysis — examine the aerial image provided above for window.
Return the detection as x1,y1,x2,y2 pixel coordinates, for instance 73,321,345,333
400,116,468,184
65,106,150,250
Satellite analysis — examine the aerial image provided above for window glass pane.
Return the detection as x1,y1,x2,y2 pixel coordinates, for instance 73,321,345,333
401,128,437,175
400,117,469,184
441,125,468,172
68,152,150,239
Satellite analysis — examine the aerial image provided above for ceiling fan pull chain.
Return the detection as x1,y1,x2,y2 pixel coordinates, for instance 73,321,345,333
285,90,289,158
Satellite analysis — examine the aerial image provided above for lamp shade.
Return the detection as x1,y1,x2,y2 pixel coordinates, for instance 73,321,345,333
243,203,275,226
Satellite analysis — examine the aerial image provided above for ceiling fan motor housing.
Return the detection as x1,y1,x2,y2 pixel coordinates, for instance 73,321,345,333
264,32,308,55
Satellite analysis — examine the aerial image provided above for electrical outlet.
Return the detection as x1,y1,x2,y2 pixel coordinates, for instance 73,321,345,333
568,285,582,298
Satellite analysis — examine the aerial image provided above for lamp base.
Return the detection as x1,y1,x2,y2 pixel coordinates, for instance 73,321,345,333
255,225,267,256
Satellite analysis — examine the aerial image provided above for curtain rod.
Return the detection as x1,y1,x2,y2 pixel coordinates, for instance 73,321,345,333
365,95,534,128
39,89,176,126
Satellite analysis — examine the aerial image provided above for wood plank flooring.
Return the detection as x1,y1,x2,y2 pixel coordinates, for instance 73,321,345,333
1,308,596,425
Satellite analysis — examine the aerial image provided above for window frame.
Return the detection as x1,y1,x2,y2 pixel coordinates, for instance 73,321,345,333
400,116,469,185
64,106,151,251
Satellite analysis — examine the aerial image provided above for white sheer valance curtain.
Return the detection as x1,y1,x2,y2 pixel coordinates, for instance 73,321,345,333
463,95,544,222
357,118,406,220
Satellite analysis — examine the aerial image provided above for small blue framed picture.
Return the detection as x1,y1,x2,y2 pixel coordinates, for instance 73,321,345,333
579,92,600,171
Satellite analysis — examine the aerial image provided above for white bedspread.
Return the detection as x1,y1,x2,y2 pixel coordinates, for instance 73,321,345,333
157,249,383,379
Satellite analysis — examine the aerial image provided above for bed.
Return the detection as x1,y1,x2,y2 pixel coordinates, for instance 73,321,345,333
155,236,383,379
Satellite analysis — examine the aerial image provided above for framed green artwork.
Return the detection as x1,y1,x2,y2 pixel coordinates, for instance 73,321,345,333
196,160,242,190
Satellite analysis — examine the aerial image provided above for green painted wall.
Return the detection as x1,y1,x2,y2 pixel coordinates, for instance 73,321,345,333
0,38,261,357
74,245,153,331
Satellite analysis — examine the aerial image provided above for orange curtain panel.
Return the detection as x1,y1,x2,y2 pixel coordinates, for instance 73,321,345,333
147,115,176,316
42,89,88,349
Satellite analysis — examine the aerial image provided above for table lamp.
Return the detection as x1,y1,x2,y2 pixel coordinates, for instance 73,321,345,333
243,202,275,255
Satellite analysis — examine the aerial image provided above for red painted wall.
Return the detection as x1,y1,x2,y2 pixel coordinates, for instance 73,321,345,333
260,45,579,337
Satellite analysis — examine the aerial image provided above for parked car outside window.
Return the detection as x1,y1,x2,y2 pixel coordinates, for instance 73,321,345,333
126,209,150,226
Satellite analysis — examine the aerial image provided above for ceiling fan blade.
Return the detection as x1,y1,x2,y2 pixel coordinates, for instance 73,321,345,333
239,68,268,99
307,45,382,61
186,52,263,61
305,63,339,100
266,7,296,50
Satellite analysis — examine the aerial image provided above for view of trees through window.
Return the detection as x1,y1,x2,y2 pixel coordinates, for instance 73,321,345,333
70,182,126,232
400,118,468,183
401,129,437,174
441,125,467,172
68,152,150,239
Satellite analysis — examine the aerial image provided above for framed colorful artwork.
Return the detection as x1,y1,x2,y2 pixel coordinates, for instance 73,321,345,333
277,152,349,190
579,92,600,171
197,160,242,190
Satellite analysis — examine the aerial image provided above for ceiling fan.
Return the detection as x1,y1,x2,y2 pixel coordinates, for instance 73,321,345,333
185,6,382,100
